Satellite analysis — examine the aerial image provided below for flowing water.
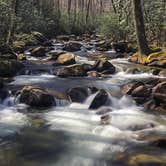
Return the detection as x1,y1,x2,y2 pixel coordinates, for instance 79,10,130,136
0,46,166,166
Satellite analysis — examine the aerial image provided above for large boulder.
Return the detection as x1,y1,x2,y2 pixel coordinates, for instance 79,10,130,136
64,41,82,52
0,60,24,77
56,52,76,65
89,89,111,109
93,60,116,74
31,46,46,57
56,64,86,77
19,86,55,108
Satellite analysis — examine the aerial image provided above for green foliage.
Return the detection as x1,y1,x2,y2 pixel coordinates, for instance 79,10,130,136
0,0,165,46
97,13,128,41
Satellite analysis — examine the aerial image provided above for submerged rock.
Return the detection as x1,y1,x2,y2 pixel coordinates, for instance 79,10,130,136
126,153,166,166
87,71,102,77
19,86,55,108
89,89,111,109
96,107,112,115
56,64,86,77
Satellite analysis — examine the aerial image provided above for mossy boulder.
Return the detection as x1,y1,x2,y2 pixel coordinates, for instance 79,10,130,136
12,41,26,53
129,49,166,68
0,60,24,77
14,32,48,46
14,33,38,46
56,52,76,65
129,52,147,65
56,64,86,77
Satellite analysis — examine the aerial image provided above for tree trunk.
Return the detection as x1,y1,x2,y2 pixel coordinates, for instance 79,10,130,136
132,0,151,55
111,0,117,14
86,0,91,23
6,0,17,45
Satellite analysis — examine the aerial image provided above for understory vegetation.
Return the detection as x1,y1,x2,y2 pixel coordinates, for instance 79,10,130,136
0,0,165,46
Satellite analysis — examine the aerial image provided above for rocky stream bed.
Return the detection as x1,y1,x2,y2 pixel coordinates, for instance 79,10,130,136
0,33,166,166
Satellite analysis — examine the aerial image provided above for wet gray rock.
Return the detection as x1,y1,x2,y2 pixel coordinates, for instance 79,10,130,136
89,89,111,109
68,87,90,103
31,46,46,57
153,81,166,103
131,85,151,98
64,41,82,52
121,82,144,95
93,60,116,74
19,86,55,108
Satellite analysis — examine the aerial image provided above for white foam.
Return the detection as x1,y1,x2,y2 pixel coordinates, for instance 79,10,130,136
0,106,28,137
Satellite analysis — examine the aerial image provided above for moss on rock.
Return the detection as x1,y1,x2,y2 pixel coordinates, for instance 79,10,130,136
129,49,166,68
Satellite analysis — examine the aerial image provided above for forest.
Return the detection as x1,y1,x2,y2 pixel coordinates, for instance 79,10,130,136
0,0,166,166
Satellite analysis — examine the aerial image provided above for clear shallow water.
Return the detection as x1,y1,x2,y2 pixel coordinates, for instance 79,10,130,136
0,58,166,166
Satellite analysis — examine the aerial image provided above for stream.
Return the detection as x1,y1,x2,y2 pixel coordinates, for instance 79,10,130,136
0,41,166,166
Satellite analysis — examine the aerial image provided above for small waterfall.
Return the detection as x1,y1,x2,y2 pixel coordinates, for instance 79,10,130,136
55,98,71,107
2,97,15,107
0,104,28,137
